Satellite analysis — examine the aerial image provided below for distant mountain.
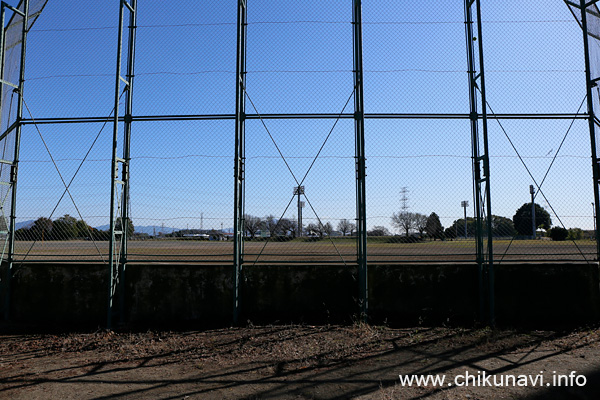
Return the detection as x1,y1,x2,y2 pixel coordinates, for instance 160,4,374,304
15,220,35,230
94,224,180,236
132,225,234,235
134,225,179,235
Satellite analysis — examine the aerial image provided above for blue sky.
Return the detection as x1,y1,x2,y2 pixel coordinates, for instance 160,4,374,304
6,0,595,235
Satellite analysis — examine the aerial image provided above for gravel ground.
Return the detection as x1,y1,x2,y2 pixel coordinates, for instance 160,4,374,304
1,323,600,399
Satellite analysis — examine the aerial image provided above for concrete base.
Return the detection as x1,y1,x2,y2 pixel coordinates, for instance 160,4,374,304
1,262,598,329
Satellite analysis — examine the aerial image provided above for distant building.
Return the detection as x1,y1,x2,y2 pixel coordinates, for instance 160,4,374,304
207,232,224,241
183,233,209,239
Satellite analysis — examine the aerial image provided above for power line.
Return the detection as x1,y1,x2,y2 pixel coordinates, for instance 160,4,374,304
19,154,591,163
24,68,584,81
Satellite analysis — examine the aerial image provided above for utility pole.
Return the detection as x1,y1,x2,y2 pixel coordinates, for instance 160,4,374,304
294,186,305,236
400,187,409,213
530,185,536,239
593,202,597,240
461,200,469,239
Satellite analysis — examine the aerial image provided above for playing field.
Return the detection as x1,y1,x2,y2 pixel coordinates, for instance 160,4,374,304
9,238,597,263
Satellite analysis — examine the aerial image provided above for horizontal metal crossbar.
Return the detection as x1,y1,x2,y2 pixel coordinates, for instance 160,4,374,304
0,79,17,89
1,2,25,17
20,112,590,125
0,121,18,142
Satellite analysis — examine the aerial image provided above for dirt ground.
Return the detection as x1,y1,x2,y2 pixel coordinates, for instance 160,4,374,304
12,239,597,263
1,323,600,399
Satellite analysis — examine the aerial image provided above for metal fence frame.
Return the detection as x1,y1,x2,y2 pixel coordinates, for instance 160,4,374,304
2,0,28,321
0,0,598,327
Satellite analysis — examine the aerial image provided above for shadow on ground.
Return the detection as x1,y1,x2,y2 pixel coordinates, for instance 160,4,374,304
0,323,599,399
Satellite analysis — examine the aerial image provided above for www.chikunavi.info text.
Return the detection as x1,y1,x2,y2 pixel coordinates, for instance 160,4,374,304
399,370,587,388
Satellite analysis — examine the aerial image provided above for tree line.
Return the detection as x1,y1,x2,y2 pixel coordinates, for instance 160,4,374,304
241,201,589,242
13,202,589,242
15,215,134,241
390,211,518,240
242,214,358,239
389,202,589,241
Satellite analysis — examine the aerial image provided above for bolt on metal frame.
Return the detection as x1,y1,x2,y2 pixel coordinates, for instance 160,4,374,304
107,0,136,329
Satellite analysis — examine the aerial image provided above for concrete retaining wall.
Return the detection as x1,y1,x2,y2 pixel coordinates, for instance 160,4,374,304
1,262,598,328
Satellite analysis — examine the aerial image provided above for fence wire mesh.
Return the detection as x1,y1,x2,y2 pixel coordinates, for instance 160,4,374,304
2,0,598,264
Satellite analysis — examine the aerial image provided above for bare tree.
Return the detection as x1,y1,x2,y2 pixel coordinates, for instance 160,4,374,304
305,222,331,238
337,219,356,236
278,218,298,238
243,214,262,238
305,223,320,237
263,215,280,237
391,211,417,236
322,222,333,236
414,213,428,237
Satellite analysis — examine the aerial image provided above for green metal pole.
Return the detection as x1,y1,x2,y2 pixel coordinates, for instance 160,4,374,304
464,0,485,322
353,0,368,320
118,0,136,326
465,0,494,325
108,0,125,330
233,0,247,325
475,0,495,326
580,0,600,261
0,4,5,127
0,2,7,320
5,0,28,321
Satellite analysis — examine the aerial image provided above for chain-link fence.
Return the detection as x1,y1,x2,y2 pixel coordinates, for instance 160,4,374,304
2,0,598,264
